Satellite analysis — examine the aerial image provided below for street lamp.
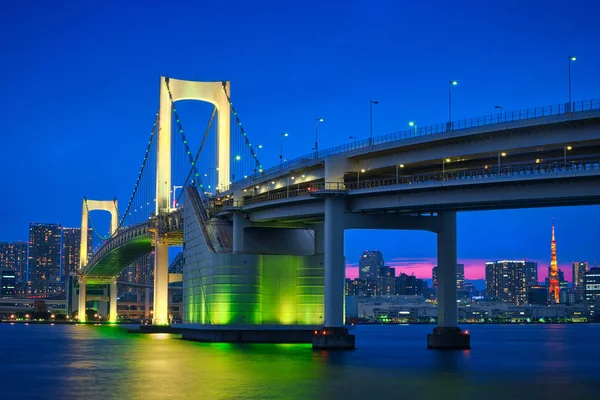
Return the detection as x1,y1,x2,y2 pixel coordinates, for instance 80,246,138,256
349,136,357,145
449,80,458,130
494,105,503,122
564,145,572,167
172,185,182,207
568,56,577,110
358,168,366,183
408,121,417,137
315,118,323,156
498,152,506,171
280,133,289,167
370,100,378,145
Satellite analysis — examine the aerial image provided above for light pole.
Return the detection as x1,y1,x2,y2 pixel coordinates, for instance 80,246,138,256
315,118,323,156
172,185,182,208
568,56,577,111
370,100,378,145
349,136,357,145
280,133,289,167
358,169,365,184
498,152,506,171
494,105,503,122
449,80,458,130
564,145,572,167
408,121,417,137
442,158,450,179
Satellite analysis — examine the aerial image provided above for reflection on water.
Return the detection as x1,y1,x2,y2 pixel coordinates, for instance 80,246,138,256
0,324,599,399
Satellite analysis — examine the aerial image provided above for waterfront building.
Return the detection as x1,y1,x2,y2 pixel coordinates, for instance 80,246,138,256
1,269,16,297
527,285,547,305
485,260,529,304
0,242,28,291
432,263,464,296
27,223,62,294
376,266,395,295
524,261,538,286
573,261,589,301
61,227,92,280
358,250,384,281
396,273,425,296
584,268,600,319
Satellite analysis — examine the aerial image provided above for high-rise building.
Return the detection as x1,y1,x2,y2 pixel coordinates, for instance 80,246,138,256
28,223,63,294
527,285,547,305
0,242,28,289
0,243,8,269
61,227,92,280
376,266,395,295
573,261,589,300
584,268,600,319
1,269,16,297
358,250,384,281
485,260,529,304
524,261,538,286
548,221,560,303
432,264,465,296
396,273,424,296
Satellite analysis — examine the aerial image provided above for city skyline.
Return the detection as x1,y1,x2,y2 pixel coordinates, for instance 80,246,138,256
2,3,600,282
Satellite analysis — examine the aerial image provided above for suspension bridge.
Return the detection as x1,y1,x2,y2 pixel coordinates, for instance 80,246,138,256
77,76,600,349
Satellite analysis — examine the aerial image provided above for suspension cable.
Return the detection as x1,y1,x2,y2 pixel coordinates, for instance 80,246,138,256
86,113,158,240
176,106,217,205
221,81,263,174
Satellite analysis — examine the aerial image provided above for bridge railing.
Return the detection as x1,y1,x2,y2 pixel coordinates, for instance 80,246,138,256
238,157,600,207
225,98,600,192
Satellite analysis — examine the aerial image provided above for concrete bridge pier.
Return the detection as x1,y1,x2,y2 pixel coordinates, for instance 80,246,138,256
78,277,87,323
427,211,470,349
153,241,170,326
109,280,117,323
313,196,355,350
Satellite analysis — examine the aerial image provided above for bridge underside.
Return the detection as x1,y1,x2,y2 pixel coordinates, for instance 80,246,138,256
84,238,154,284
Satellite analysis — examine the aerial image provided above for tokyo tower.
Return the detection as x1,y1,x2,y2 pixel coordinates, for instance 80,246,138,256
548,220,560,303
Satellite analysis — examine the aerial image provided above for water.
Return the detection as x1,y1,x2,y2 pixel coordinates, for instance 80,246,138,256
1,324,599,400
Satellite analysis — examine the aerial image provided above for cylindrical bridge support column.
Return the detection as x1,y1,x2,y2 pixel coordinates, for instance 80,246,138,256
427,211,470,349
313,196,355,349
153,242,170,326
145,287,151,319
437,211,457,328
232,212,247,253
324,197,345,328
109,280,117,323
78,277,86,323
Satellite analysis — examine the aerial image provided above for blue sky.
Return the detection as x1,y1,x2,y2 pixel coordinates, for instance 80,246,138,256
1,1,599,280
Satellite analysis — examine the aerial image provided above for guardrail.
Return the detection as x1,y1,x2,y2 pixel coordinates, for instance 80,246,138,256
237,157,600,207
223,98,600,193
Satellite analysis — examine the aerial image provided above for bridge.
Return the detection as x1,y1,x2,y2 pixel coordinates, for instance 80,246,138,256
78,76,600,349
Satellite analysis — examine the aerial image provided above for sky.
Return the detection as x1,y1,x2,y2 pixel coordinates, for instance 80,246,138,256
1,0,599,282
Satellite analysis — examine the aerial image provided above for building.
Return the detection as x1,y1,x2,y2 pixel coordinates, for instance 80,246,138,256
358,250,384,281
573,261,589,301
0,242,28,291
584,268,600,318
61,227,92,280
524,261,538,286
527,285,547,305
432,264,465,296
28,223,63,294
376,266,395,295
396,273,424,296
1,269,16,297
485,260,530,304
